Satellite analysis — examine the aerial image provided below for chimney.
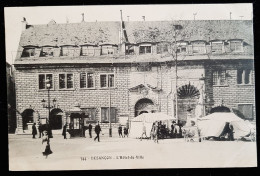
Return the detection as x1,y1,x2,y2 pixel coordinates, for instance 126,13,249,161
142,16,145,21
120,10,123,22
21,17,28,31
81,13,85,22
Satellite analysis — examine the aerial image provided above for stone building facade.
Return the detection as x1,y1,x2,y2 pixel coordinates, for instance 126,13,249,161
13,18,254,134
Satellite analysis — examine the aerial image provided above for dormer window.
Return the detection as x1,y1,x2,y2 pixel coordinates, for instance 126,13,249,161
229,40,243,52
40,46,54,57
176,42,187,53
21,47,36,57
157,43,169,54
101,45,116,55
61,45,79,56
191,41,206,54
81,45,96,56
211,41,224,53
139,44,152,54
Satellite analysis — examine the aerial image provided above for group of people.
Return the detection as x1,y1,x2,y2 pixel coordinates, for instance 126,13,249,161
118,124,129,138
32,121,53,139
62,121,102,142
170,122,182,138
32,121,103,159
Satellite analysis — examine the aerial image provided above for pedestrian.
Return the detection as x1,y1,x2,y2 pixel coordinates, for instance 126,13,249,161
174,123,181,138
94,121,101,142
171,122,175,137
153,121,159,143
150,123,155,140
38,122,43,138
32,123,37,139
89,123,92,138
140,123,147,141
62,123,67,139
42,130,53,159
118,124,123,137
123,127,128,137
229,123,234,141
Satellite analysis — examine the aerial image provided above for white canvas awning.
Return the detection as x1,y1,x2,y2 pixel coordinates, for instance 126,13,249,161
131,112,176,123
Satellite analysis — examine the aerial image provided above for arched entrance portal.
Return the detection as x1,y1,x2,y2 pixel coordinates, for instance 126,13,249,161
21,109,35,130
135,98,156,117
177,83,200,122
210,106,231,113
50,108,63,130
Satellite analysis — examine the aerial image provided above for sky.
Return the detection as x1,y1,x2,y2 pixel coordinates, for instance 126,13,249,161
4,4,253,64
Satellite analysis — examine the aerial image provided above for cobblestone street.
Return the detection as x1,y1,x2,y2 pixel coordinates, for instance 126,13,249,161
8,134,257,170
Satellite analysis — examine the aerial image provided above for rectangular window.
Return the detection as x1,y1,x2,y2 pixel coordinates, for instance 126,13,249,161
238,104,253,119
80,73,87,88
87,73,94,88
139,46,151,54
230,41,243,52
101,107,116,123
21,48,35,57
100,74,115,88
211,42,223,53
100,75,107,88
237,69,252,85
213,70,227,85
59,73,74,89
82,108,96,121
67,74,73,89
41,47,54,57
38,74,53,90
80,73,95,88
81,46,95,56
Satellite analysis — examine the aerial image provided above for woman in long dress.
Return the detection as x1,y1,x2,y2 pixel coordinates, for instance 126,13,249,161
42,130,53,158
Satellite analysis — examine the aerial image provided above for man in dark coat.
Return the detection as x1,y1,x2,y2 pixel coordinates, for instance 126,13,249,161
88,123,92,138
32,123,37,139
62,123,67,139
118,124,123,137
94,121,101,142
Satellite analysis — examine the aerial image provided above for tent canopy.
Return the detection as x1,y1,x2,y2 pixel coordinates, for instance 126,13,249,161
198,112,244,122
197,112,251,138
131,112,176,123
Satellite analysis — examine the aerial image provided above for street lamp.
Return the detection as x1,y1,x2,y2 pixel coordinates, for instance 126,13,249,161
41,79,56,121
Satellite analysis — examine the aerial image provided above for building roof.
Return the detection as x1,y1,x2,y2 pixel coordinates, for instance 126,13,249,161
15,20,254,65
124,20,253,45
20,21,120,47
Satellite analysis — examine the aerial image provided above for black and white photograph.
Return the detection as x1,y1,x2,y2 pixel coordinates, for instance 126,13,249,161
5,4,257,170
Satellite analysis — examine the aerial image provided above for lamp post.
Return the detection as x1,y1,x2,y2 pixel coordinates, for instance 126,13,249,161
41,79,56,121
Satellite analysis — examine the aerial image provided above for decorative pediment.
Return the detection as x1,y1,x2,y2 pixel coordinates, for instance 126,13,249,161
129,84,161,93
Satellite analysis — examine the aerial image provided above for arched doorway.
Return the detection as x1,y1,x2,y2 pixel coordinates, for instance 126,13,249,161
210,106,231,113
177,83,200,122
135,98,156,117
50,108,63,130
21,109,35,130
